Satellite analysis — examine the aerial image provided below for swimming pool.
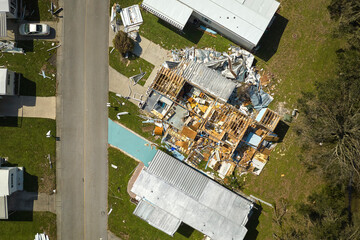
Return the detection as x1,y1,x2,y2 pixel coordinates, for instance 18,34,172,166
108,119,158,167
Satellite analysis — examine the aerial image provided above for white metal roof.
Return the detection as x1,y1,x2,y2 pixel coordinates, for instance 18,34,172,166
142,0,193,30
120,5,143,28
173,60,237,102
142,0,279,45
0,0,9,12
0,169,9,196
0,196,8,219
0,68,7,94
131,151,253,240
133,200,182,236
0,12,7,37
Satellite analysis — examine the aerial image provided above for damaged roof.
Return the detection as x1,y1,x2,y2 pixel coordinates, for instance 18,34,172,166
171,60,237,102
131,150,253,240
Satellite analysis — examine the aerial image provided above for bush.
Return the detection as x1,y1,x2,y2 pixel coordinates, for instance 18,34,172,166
113,31,135,55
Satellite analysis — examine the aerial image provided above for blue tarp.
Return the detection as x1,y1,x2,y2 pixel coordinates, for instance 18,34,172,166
249,85,273,110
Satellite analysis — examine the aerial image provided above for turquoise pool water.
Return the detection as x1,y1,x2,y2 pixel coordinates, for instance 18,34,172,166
108,119,158,167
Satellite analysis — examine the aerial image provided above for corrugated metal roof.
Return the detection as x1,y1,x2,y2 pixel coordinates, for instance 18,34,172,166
148,150,208,200
133,200,181,236
174,60,237,102
142,0,192,30
180,0,279,45
0,68,7,95
131,150,254,240
0,168,9,196
0,0,9,12
142,0,279,46
0,196,8,219
0,12,7,38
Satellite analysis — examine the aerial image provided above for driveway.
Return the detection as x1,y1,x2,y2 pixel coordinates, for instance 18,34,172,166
57,0,109,239
0,96,56,119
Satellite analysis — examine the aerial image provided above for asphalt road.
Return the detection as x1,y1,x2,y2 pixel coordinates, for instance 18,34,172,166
57,0,109,239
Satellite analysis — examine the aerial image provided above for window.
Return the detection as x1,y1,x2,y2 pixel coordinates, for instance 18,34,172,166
11,173,14,188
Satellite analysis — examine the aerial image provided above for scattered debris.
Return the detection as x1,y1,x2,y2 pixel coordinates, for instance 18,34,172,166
34,233,50,240
47,44,61,52
129,68,146,85
111,164,118,169
39,70,51,79
140,48,281,177
0,41,24,54
250,195,274,208
108,208,113,215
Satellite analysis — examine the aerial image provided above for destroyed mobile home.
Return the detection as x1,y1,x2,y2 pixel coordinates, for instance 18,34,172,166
140,47,280,179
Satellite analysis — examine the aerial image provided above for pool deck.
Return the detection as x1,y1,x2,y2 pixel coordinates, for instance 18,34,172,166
108,119,158,167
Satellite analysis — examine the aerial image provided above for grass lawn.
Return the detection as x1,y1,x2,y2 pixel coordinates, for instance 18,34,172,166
110,0,233,52
109,48,154,86
0,40,57,96
0,117,56,193
0,212,56,240
110,0,345,238
108,147,204,240
25,0,59,21
108,92,161,144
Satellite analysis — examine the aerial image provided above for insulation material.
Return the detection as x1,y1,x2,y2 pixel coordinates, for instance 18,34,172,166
154,126,164,135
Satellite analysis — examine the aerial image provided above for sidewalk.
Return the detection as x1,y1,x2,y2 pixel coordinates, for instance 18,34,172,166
109,66,146,105
0,96,56,119
109,26,170,89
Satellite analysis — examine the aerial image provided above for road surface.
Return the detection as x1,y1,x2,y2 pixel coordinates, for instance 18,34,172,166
57,0,109,239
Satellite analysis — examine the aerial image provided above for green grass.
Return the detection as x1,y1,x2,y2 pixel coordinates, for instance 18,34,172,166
0,212,56,240
110,0,233,52
26,0,59,21
108,92,161,144
109,48,154,86
108,147,203,240
0,41,57,96
110,0,345,238
0,117,56,193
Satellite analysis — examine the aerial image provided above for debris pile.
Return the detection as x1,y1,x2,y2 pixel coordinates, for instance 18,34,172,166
170,46,273,110
140,57,281,179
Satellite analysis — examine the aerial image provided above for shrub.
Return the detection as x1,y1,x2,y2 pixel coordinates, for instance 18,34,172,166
113,31,135,55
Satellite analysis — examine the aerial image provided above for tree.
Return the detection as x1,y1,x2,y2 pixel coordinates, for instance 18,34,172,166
298,46,360,190
328,0,360,48
113,31,135,55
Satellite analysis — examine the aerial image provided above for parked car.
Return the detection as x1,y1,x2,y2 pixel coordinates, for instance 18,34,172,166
19,23,51,36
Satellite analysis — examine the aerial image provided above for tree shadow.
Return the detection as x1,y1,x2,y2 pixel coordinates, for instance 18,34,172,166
244,205,261,240
176,222,195,238
255,14,288,62
274,120,290,143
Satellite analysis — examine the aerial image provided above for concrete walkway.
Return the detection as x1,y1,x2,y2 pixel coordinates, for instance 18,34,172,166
108,231,122,240
109,26,170,91
109,66,146,105
0,96,56,119
8,191,56,213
